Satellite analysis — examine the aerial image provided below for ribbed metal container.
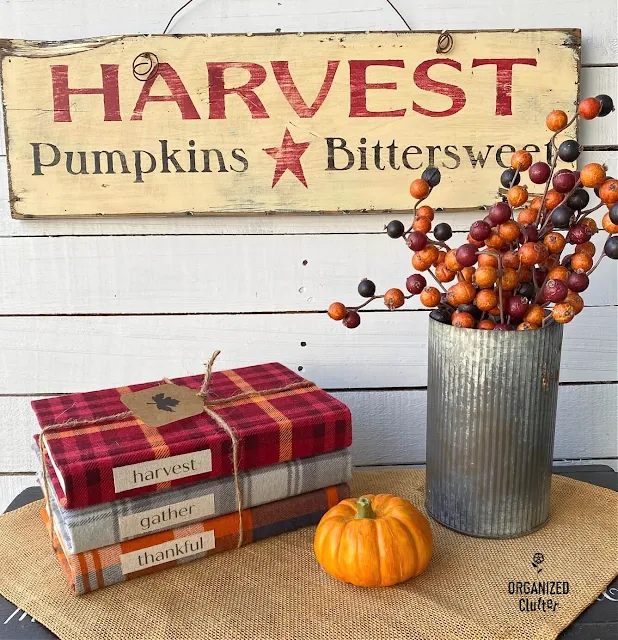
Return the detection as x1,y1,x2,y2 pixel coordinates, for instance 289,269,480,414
425,319,563,538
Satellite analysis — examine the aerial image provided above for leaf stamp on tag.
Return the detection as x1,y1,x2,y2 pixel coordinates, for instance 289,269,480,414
120,383,205,428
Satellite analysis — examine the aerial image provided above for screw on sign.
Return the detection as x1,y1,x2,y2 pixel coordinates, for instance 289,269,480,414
327,95,618,331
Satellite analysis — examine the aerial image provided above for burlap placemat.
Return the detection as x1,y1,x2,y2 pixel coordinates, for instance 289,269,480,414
0,470,616,640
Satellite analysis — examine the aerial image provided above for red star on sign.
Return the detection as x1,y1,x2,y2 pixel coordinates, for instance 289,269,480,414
263,128,311,188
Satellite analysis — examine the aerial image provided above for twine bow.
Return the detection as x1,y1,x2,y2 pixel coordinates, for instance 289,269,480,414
40,352,314,551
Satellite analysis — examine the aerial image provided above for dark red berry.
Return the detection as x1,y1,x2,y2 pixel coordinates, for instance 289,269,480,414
542,279,568,303
342,310,361,328
483,214,496,227
489,202,512,225
407,231,428,251
551,205,574,230
507,295,530,319
429,308,452,324
566,189,589,211
529,162,551,184
469,220,492,241
386,220,405,238
456,244,479,267
519,225,539,243
605,236,618,259
422,166,441,187
596,94,615,117
500,168,521,188
534,268,547,288
567,272,589,292
493,323,515,331
567,224,593,245
553,170,577,193
357,279,376,298
406,273,427,295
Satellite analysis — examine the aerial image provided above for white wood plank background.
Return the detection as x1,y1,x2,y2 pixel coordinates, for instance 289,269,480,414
0,0,616,507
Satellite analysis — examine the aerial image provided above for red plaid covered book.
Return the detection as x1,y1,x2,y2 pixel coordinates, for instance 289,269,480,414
32,363,352,509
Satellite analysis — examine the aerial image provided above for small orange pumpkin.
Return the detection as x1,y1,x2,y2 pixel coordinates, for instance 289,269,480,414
313,494,433,587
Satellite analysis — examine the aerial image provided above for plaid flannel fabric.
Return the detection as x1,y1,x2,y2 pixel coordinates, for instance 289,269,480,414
40,446,352,553
44,483,350,595
32,362,352,509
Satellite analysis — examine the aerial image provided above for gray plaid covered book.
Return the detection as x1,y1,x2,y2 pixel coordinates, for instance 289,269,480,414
36,445,351,554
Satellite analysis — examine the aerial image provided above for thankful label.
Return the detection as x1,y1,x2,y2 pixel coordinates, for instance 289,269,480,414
120,530,215,575
112,449,212,493
118,494,215,539
120,382,206,428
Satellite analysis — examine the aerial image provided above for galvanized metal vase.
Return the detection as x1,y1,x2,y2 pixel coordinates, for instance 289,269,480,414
425,319,563,538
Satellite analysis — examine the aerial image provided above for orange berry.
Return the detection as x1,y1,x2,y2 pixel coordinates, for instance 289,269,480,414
451,311,475,328
485,230,507,250
475,265,498,288
580,163,606,188
544,232,566,254
418,245,439,264
416,205,435,220
409,179,431,199
384,288,405,309
478,253,498,268
328,302,346,320
580,217,598,234
519,242,546,265
446,281,476,306
519,265,533,282
460,266,476,283
413,216,432,233
507,185,528,208
524,305,545,326
517,322,539,331
502,249,520,269
511,150,533,171
477,318,496,330
544,189,564,211
467,233,485,248
578,97,601,120
548,265,569,282
412,252,432,271
565,290,584,314
434,250,446,266
499,220,521,242
599,179,618,204
518,208,537,225
435,263,456,282
475,288,499,311
575,241,596,258
571,252,593,272
546,109,568,132
501,267,519,291
602,212,618,234
444,249,462,272
529,196,543,213
420,286,441,307
552,302,575,324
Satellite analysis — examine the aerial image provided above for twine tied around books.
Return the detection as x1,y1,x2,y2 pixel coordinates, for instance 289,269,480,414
39,351,315,551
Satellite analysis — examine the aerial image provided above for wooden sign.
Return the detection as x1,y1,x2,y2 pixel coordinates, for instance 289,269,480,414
0,30,579,218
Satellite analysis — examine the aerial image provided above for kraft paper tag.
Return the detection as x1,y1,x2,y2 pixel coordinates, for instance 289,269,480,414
120,382,205,428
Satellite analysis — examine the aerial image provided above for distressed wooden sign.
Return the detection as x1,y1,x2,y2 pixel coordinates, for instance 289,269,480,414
0,30,579,218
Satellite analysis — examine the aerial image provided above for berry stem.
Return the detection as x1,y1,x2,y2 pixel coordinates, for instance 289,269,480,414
586,251,606,277
350,295,384,312
427,268,448,293
496,252,505,325
576,202,603,222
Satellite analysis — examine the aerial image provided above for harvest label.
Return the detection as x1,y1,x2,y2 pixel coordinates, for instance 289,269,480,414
0,30,579,217
112,449,212,493
118,494,215,539
120,530,215,574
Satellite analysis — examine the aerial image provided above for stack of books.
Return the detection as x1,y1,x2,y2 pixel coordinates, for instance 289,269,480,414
32,362,352,594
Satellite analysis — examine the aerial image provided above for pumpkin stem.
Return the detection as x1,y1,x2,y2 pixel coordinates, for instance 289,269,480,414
355,496,376,519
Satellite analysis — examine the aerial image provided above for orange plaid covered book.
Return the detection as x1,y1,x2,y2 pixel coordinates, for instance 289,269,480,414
43,483,350,595
32,362,352,509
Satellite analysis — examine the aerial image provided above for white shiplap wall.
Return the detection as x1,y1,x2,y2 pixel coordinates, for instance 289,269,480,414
0,0,616,510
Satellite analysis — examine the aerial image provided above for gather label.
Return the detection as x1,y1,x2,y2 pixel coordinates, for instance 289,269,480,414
120,530,215,575
118,494,215,539
112,449,212,493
